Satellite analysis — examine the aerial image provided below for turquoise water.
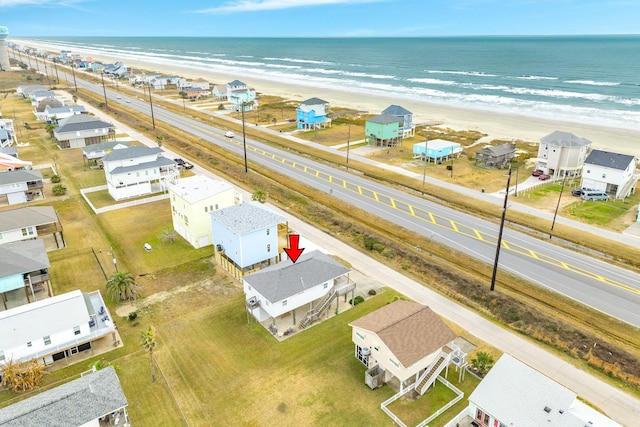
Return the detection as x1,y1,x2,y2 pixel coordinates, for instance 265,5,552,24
18,36,640,129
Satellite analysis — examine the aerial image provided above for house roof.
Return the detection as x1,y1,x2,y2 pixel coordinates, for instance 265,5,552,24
0,169,43,185
0,239,50,279
228,79,246,86
349,301,456,367
468,354,621,427
81,140,130,155
54,114,113,134
45,105,86,115
367,114,401,124
382,105,412,116
102,146,162,162
540,131,592,147
244,250,350,303
0,289,89,350
169,175,233,204
300,97,329,106
210,201,287,235
476,142,516,157
0,206,59,232
585,149,635,171
213,84,227,93
109,156,175,175
0,366,128,427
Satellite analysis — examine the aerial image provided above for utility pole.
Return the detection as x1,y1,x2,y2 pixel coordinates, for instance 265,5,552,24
71,64,78,92
346,124,351,169
100,72,108,107
241,102,248,172
148,83,156,129
422,139,429,192
490,164,512,291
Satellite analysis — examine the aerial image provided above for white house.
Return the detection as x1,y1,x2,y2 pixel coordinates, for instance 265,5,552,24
0,118,17,146
0,289,116,367
103,146,178,201
210,202,288,280
581,149,638,199
40,105,86,123
226,80,256,111
0,366,129,427
168,175,240,249
53,114,115,149
0,240,52,310
536,131,592,179
468,353,621,427
243,250,355,330
81,140,130,165
0,206,65,249
0,152,31,172
0,169,44,205
349,300,464,394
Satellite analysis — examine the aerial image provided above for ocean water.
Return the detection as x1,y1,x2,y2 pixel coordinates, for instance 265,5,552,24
19,36,640,130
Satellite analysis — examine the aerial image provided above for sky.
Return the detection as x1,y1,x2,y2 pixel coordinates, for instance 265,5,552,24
1,0,639,37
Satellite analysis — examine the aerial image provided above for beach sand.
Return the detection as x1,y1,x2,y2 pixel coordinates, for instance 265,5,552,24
23,42,640,156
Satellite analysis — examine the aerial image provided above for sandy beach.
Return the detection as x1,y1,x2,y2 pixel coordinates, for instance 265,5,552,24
20,41,640,156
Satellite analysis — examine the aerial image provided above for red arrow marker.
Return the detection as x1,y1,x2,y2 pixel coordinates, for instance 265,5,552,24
284,234,305,263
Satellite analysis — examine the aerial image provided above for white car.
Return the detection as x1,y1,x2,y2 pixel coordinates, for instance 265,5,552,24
225,131,235,138
116,95,122,99
125,99,131,103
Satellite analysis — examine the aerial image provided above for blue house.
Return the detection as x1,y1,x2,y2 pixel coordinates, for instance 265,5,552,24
382,105,415,138
413,139,462,163
296,97,331,130
210,202,288,280
226,80,256,112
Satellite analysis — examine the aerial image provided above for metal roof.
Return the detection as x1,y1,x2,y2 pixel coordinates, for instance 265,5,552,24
300,97,329,106
102,146,162,162
0,239,50,278
0,169,43,185
210,201,287,235
0,206,59,232
169,175,233,204
367,114,401,124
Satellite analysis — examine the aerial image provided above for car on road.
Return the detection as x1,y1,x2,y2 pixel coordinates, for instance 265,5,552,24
174,158,194,170
538,174,550,180
125,99,131,103
225,131,235,138
116,95,122,99
531,169,544,177
571,189,584,197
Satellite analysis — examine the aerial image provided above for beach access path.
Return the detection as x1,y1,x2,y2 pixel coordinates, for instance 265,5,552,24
76,96,640,426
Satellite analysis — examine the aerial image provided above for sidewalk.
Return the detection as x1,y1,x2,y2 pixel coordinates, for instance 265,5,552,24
74,94,639,425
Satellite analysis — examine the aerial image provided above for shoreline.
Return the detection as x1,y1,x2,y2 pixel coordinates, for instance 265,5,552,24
18,40,640,156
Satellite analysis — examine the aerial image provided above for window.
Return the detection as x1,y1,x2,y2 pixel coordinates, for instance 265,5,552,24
323,283,328,289
43,335,51,345
21,227,34,237
205,206,208,213
266,229,270,236
267,244,271,253
282,300,287,306
27,341,32,347
215,204,219,210
602,173,606,179
74,326,81,335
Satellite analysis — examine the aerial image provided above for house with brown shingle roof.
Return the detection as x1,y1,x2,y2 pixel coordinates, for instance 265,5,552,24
349,300,466,394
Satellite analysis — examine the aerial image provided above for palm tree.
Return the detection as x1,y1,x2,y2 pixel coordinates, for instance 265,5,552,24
251,189,268,203
45,123,56,138
106,271,139,303
156,134,163,147
140,326,158,382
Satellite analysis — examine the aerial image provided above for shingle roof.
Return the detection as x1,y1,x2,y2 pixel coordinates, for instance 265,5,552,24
0,239,50,278
228,79,246,86
476,142,516,157
382,104,412,116
367,114,401,124
300,97,329,106
349,301,456,367
0,206,59,232
45,105,86,115
54,114,113,133
0,366,128,427
109,156,175,175
540,131,592,147
0,169,43,185
210,202,287,235
81,140,130,155
244,250,350,303
585,149,635,171
102,146,162,162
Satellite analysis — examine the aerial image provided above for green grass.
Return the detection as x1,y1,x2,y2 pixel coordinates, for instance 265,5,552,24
564,199,635,227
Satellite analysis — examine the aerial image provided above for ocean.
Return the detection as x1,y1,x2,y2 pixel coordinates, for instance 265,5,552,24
18,36,640,130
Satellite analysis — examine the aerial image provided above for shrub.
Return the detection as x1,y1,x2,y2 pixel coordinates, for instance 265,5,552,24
401,262,411,270
128,311,138,321
368,289,377,296
50,174,61,183
372,243,386,253
364,235,378,250
52,184,67,196
349,296,365,306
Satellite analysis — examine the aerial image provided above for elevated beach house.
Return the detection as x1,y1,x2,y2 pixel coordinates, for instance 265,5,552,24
210,201,288,280
382,105,415,138
475,142,516,169
468,353,621,427
0,289,116,367
212,84,227,100
0,118,17,146
243,250,355,332
413,139,462,164
0,169,44,205
226,80,256,112
349,301,466,394
39,105,86,124
296,97,331,130
0,151,31,172
0,206,65,250
581,149,638,199
0,240,52,311
53,114,115,149
169,174,240,249
81,140,130,166
366,114,401,147
103,146,179,201
0,366,129,427
535,131,591,179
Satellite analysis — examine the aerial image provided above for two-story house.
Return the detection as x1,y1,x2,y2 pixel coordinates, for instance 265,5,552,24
382,105,415,138
102,146,178,201
226,80,256,112
0,240,52,310
296,97,331,130
0,206,65,250
243,250,355,332
53,114,115,149
212,84,227,100
366,114,401,147
0,151,31,172
81,140,130,166
210,202,288,280
0,118,17,146
0,169,44,205
169,175,240,249
0,289,116,367
581,149,638,199
536,131,591,179
40,105,86,123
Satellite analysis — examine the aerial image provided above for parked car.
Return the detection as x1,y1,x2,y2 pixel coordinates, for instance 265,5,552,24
571,189,583,197
225,131,235,138
531,169,543,177
174,158,194,170
538,174,550,180
582,191,609,201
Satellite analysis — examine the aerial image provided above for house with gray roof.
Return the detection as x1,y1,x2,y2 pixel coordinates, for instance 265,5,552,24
226,79,256,112
0,118,17,147
475,142,516,169
296,97,331,130
102,146,178,201
468,353,621,427
365,114,401,147
0,240,52,310
243,250,355,331
82,140,130,164
0,169,44,205
382,105,415,138
581,149,638,199
210,201,288,280
536,131,592,179
0,206,65,250
53,114,115,149
0,366,129,427
40,104,86,123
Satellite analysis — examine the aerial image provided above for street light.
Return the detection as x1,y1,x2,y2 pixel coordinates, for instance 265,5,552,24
490,164,513,291
100,72,108,107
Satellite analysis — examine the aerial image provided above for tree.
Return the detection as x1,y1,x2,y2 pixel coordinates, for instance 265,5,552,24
471,351,495,376
106,271,140,303
140,326,158,382
52,184,67,196
251,189,268,203
158,228,178,244
156,135,163,147
89,359,120,373
45,123,56,138
1,359,45,392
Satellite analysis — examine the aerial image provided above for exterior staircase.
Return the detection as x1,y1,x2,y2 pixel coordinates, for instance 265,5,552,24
298,288,337,329
416,346,452,395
